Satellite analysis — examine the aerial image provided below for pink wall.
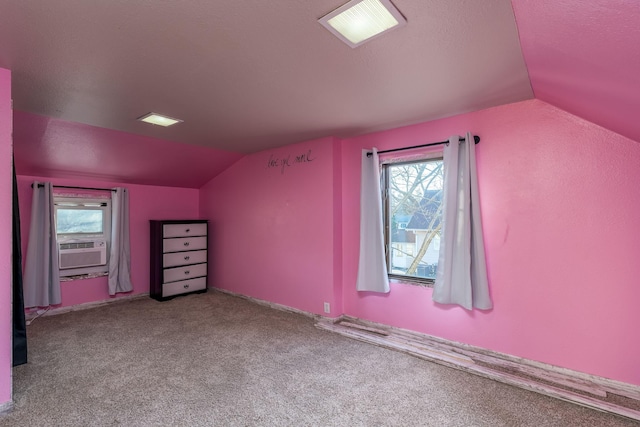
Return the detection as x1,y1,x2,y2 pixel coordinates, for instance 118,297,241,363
511,0,640,144
6,94,638,395
0,68,12,406
342,99,640,386
199,137,341,315
198,99,640,385
17,175,200,307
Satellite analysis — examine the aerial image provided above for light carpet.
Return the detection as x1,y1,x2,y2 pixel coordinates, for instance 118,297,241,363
2,291,636,426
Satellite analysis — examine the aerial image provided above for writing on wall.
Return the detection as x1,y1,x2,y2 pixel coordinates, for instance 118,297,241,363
267,149,315,174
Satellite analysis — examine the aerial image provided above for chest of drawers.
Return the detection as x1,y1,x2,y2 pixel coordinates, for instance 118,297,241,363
150,220,208,301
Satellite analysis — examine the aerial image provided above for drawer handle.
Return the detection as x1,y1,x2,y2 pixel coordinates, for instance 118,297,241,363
186,228,190,233
184,242,190,247
184,271,190,275
183,284,189,289
184,256,190,261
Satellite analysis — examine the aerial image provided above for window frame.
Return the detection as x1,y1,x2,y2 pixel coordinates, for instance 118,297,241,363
382,156,444,287
54,196,112,277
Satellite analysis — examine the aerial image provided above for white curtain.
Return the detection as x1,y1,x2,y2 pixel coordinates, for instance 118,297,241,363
24,181,61,307
108,187,133,295
433,133,492,310
356,148,390,293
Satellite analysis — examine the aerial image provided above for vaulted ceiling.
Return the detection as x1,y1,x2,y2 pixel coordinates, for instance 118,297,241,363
512,0,640,144
1,0,638,187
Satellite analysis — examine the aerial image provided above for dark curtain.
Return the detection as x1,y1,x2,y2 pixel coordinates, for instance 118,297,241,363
12,157,27,366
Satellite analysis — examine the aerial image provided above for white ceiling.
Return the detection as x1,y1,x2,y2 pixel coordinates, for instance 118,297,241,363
0,0,533,154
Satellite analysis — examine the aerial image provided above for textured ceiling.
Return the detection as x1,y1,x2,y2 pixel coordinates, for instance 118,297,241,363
511,0,640,144
0,0,532,154
12,111,244,188
4,1,637,188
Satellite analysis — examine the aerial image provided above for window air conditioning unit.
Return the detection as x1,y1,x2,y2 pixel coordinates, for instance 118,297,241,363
58,239,107,269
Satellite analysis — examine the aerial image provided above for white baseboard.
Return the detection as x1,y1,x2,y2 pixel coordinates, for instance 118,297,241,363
0,400,13,416
317,315,640,422
26,293,149,323
211,287,337,321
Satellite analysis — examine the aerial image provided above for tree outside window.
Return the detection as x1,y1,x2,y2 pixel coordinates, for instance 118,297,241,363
384,158,443,285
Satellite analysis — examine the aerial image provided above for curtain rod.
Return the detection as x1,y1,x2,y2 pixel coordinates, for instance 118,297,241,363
366,135,480,157
31,183,117,192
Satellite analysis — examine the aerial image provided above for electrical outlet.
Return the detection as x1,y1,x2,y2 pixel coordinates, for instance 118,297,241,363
323,302,330,314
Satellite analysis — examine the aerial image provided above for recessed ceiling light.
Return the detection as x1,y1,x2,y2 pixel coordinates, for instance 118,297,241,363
319,0,406,48
137,112,183,127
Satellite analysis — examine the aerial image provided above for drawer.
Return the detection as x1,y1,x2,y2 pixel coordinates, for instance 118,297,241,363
163,236,207,253
163,223,207,238
163,250,207,268
163,277,207,297
163,263,207,283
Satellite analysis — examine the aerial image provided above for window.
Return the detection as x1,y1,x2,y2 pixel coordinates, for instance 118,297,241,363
54,196,111,277
383,157,443,285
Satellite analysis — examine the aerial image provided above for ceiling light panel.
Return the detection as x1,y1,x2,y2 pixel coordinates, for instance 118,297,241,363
319,0,406,48
137,112,183,127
